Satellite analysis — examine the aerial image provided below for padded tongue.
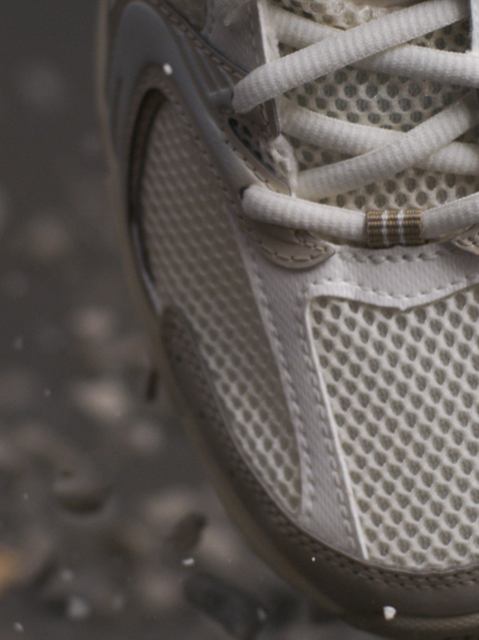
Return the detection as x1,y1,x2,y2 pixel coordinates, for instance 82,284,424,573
273,0,478,214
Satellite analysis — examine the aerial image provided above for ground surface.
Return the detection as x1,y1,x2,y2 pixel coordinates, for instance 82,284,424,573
0,3,383,639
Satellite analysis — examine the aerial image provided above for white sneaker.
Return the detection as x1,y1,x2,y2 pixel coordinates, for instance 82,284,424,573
98,0,479,637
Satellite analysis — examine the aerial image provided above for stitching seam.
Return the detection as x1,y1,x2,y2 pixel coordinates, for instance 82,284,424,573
298,283,358,549
310,275,479,301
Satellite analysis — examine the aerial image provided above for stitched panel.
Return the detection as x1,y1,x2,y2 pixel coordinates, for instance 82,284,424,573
272,0,479,212
310,287,479,569
137,95,302,513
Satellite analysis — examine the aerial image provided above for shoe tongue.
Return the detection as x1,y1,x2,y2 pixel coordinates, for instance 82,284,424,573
274,0,478,214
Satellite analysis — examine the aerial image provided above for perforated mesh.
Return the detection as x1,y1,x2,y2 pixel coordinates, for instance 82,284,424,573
310,288,479,569
137,97,301,513
272,0,479,212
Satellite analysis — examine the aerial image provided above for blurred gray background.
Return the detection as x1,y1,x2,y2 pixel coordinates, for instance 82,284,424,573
0,3,380,639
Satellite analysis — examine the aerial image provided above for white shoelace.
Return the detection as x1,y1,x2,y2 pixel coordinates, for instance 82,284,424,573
216,0,479,246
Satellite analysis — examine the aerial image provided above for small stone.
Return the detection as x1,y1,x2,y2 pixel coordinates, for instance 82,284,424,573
167,513,206,557
53,468,110,514
71,378,133,424
20,529,55,585
383,606,397,621
71,307,116,341
184,573,267,640
66,595,91,621
143,489,201,531
197,523,241,568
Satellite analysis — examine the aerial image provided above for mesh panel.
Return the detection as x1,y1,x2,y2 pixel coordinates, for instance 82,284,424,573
310,288,479,569
272,0,479,212
137,97,301,513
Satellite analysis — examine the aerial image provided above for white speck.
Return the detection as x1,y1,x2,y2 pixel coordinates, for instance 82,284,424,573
23,493,29,501
182,557,195,567
311,556,316,562
67,595,91,621
43,389,51,398
383,606,397,621
13,337,24,351
13,622,24,633
163,63,173,76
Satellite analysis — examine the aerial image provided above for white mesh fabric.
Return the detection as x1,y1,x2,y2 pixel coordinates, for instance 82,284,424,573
138,98,301,513
271,0,479,212
310,288,479,569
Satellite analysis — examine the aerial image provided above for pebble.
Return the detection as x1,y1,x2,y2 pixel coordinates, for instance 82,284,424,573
184,572,267,640
196,523,241,568
53,468,110,514
71,378,133,424
143,489,202,532
66,595,91,621
71,307,116,342
167,512,206,557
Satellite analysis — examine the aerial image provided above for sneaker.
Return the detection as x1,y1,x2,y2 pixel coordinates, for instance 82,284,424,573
97,0,479,637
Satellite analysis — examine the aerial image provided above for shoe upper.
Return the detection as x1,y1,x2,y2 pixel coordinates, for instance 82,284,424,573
99,0,479,636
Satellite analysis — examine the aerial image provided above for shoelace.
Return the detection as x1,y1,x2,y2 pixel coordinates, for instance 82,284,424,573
216,0,479,246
